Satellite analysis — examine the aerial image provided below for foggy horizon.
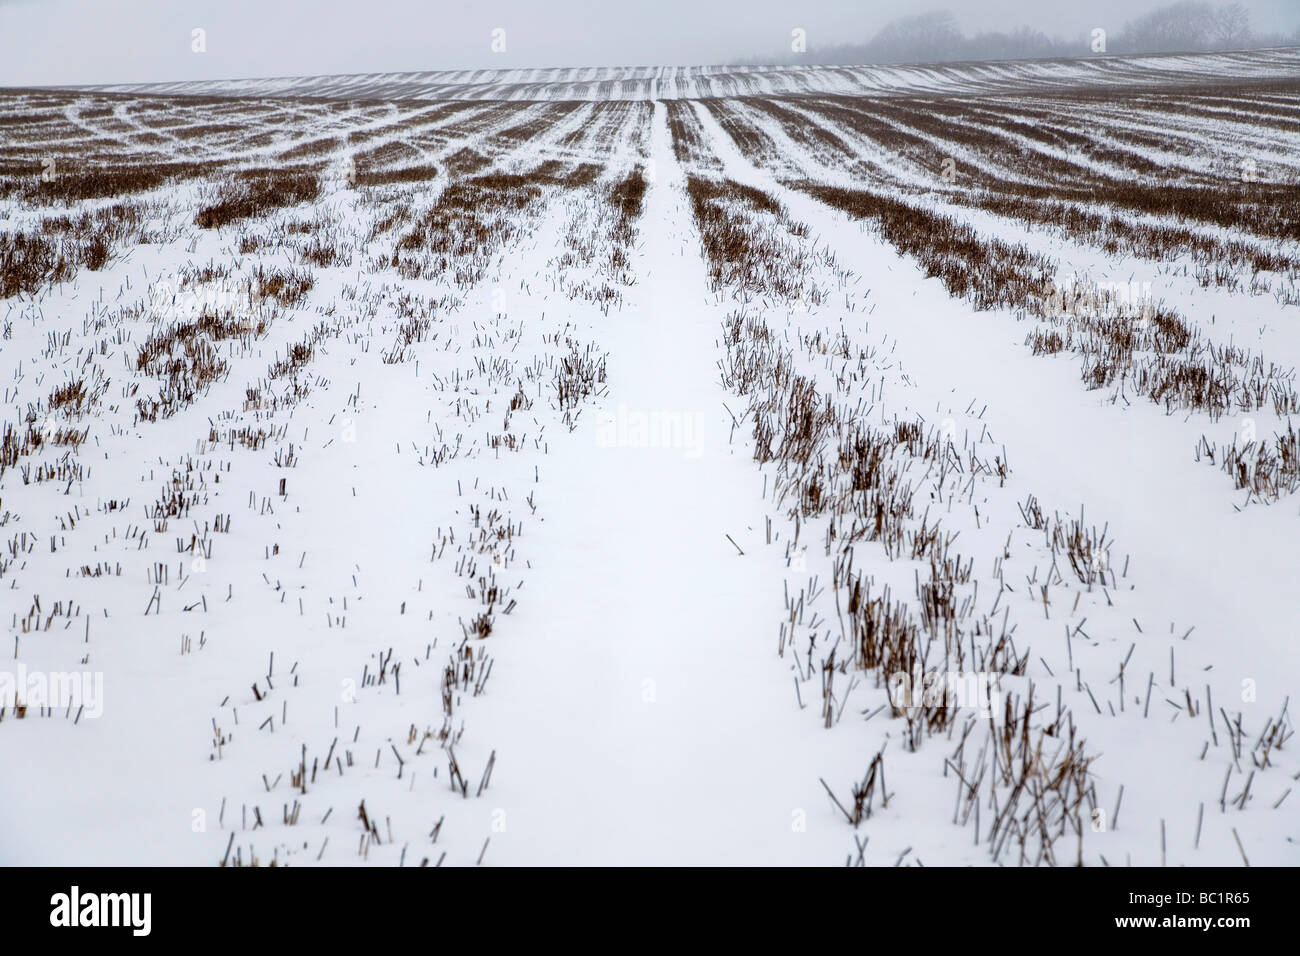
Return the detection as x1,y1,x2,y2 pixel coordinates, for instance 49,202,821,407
1,0,1298,88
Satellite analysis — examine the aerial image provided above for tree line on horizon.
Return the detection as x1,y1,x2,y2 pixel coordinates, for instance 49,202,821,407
739,2,1300,67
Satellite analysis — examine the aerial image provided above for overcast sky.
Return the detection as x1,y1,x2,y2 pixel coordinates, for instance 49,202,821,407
1,0,1297,86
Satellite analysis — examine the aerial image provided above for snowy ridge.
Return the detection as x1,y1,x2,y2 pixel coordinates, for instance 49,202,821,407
2,52,1298,868
60,47,1300,102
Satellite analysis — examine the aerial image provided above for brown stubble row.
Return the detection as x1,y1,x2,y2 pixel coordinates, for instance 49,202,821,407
0,203,143,298
0,160,224,205
696,97,1300,486
133,308,271,423
684,177,826,303
1,90,652,862
736,91,1300,283
549,166,647,313
686,172,1097,864
388,164,607,287
664,100,723,172
194,166,325,230
204,152,634,863
795,183,1300,498
884,96,1300,242
0,95,645,301
206,115,634,440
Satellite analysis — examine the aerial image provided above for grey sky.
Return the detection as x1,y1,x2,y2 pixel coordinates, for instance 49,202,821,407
0,0,1297,86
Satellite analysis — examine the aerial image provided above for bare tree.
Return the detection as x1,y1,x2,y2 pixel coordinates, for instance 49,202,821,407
734,0,1279,67
1211,3,1252,49
867,11,963,64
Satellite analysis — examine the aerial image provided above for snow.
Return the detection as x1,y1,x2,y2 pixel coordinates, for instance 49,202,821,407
2,51,1298,866
63,48,1300,103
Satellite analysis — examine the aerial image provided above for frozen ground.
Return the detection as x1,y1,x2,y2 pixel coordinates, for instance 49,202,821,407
1,49,1298,866
61,47,1300,101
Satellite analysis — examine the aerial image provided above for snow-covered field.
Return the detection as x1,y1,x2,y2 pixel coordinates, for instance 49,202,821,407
60,46,1300,101
1,49,1298,866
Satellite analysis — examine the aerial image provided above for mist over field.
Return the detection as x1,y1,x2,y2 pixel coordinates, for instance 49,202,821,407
1,0,1299,85
0,0,1297,877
